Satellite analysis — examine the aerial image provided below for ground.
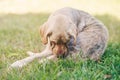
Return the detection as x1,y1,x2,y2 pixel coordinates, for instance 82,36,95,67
0,13,120,80
0,0,120,80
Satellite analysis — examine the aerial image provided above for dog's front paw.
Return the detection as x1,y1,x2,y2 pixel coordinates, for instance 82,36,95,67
10,60,26,68
27,51,35,56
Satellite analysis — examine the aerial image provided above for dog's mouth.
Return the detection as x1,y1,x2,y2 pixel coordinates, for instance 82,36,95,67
49,41,68,58
53,49,68,58
56,52,68,58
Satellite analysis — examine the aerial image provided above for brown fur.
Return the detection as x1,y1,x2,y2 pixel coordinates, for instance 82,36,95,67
40,14,77,57
10,7,109,68
40,7,108,60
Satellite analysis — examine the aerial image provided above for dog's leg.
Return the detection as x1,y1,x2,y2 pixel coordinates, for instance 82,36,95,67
38,55,57,63
10,45,52,68
26,51,58,64
10,37,52,68
27,51,35,56
10,51,52,68
10,52,52,68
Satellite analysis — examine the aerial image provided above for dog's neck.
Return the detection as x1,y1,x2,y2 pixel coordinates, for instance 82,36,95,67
67,35,81,54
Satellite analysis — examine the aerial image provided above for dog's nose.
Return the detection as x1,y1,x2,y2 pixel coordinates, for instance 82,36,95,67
57,50,65,55
58,50,63,54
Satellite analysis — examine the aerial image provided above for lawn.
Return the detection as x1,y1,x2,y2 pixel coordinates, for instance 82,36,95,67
0,13,120,80
0,0,120,79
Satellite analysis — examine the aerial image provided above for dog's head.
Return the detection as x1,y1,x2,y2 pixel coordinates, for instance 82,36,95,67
40,14,77,57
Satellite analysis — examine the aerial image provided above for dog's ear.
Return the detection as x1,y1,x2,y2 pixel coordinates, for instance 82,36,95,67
67,23,77,45
40,22,52,45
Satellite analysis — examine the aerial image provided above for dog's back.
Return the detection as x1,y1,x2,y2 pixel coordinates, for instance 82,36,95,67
51,7,109,60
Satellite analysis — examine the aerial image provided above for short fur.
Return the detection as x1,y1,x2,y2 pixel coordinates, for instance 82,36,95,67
40,7,109,60
10,7,109,68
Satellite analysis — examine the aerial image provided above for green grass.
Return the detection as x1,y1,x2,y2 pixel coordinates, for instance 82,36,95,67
0,13,120,80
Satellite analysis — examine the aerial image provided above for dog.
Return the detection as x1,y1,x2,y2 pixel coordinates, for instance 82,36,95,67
10,7,108,68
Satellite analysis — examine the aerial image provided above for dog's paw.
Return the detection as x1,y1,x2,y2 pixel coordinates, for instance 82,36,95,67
27,51,35,56
10,60,26,68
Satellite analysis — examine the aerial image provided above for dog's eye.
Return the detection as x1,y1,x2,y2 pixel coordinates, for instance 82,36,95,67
50,41,56,48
